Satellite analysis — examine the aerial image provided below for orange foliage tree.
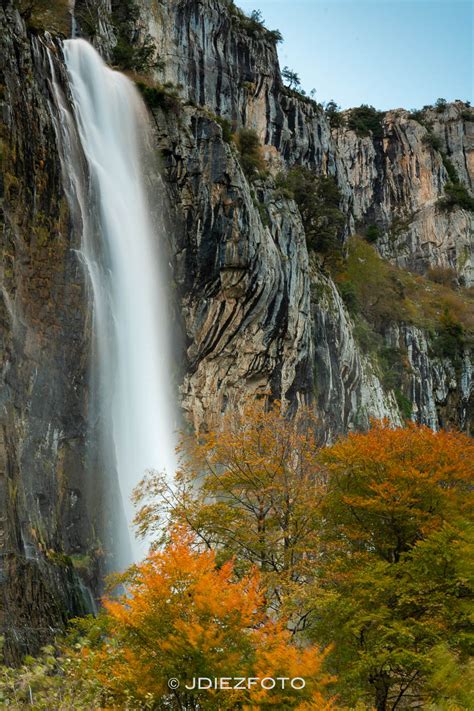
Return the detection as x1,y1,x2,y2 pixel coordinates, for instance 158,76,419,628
73,528,335,710
312,421,474,710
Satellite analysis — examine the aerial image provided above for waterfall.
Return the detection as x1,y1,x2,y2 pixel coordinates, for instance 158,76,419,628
61,39,177,564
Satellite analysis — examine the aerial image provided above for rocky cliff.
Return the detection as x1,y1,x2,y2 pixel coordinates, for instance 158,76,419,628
0,0,472,659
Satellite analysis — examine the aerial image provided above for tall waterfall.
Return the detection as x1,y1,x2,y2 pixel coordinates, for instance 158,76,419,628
62,39,177,563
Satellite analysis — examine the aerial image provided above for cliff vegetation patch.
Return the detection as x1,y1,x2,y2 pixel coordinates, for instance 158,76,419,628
276,166,345,259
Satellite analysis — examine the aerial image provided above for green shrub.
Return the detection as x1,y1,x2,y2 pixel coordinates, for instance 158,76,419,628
409,108,425,124
19,0,70,34
441,155,458,183
352,315,383,354
347,104,385,138
277,167,345,256
435,97,448,113
215,116,233,143
422,132,442,151
438,181,474,212
365,224,381,243
394,388,413,419
224,2,283,42
333,237,473,335
432,311,465,360
136,81,180,113
111,0,162,73
235,128,266,179
325,100,345,128
426,265,458,286
338,280,358,313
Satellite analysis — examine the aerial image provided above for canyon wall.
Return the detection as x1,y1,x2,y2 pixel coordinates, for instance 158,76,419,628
0,0,472,658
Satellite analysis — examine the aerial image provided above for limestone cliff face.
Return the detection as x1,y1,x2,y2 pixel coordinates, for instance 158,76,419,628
152,106,399,439
140,0,471,434
333,107,473,285
0,0,472,658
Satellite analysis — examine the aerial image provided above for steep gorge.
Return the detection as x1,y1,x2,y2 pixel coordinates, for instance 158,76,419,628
0,0,472,660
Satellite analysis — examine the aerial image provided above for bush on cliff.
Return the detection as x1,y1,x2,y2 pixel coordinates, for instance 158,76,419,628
135,79,181,114
438,180,474,212
18,0,70,34
234,128,267,179
276,167,345,259
325,100,345,128
111,0,163,73
347,104,385,138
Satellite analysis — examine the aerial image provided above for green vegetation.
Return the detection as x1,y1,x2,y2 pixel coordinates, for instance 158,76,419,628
433,310,466,361
426,265,458,286
336,237,473,333
394,386,413,419
135,80,181,114
281,66,301,90
435,97,448,113
214,115,233,143
276,166,345,257
234,128,267,180
364,223,381,243
18,0,70,34
325,99,345,128
111,0,162,73
347,104,385,139
224,2,283,43
438,180,474,212
422,131,442,151
334,237,473,376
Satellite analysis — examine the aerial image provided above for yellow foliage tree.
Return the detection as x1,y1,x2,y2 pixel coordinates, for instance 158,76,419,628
133,400,326,628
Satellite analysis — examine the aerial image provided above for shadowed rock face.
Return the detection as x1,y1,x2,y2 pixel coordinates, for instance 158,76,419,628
0,0,472,659
0,3,124,662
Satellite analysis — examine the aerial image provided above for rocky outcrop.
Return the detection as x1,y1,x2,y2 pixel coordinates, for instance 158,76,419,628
153,108,313,428
333,107,473,285
311,268,401,440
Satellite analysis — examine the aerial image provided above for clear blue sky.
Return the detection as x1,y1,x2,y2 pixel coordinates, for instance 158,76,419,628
237,0,473,110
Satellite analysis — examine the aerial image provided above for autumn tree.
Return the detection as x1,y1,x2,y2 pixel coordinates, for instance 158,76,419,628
134,401,325,629
311,422,474,711
71,528,335,710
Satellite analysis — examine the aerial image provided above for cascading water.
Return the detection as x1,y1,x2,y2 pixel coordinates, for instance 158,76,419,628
60,39,177,564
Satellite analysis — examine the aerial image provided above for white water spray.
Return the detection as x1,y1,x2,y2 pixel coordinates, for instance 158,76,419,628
62,39,176,563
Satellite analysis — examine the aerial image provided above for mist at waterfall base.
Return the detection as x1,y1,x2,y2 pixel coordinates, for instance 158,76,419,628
63,39,177,565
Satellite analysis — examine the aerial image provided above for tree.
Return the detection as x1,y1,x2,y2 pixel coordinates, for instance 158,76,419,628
347,105,385,138
276,167,345,259
310,422,474,711
250,9,264,23
234,128,267,179
282,66,301,91
73,528,335,710
134,401,325,628
325,100,344,128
